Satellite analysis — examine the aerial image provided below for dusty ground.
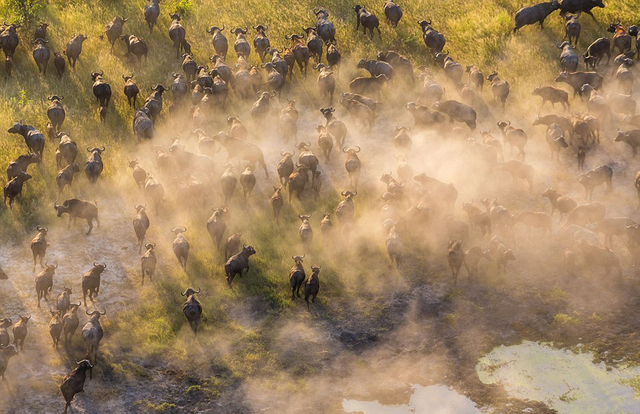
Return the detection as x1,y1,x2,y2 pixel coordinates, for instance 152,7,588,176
1,82,640,414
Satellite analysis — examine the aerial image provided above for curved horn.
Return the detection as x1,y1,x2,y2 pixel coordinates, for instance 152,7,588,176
86,310,92,315
355,146,361,153
99,309,106,315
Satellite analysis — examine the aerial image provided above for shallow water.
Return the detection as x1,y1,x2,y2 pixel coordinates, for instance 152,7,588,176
342,384,482,414
476,341,640,414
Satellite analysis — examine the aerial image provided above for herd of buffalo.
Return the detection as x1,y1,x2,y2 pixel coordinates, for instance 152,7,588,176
0,0,639,411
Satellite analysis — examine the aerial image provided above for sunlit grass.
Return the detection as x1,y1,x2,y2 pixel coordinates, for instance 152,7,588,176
0,0,637,405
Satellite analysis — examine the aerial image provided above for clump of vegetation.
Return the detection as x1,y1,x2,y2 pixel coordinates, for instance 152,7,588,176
171,0,192,16
553,313,580,327
136,400,177,413
6,0,44,24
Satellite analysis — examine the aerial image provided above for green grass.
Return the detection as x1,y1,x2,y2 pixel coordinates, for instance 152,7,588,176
136,400,177,413
0,0,636,235
0,0,637,407
553,312,580,326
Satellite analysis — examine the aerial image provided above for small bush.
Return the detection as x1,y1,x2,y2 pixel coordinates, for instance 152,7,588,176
171,0,192,16
7,0,44,24
553,313,580,326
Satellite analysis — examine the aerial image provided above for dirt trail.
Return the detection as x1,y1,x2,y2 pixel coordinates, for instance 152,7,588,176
0,195,140,413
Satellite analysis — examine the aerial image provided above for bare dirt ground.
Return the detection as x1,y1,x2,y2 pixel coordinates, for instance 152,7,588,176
0,195,139,413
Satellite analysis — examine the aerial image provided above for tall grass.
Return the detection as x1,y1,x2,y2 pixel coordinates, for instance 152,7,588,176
0,0,634,202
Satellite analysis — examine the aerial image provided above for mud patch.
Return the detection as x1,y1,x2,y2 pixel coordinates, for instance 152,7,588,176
477,341,640,414
342,384,483,414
